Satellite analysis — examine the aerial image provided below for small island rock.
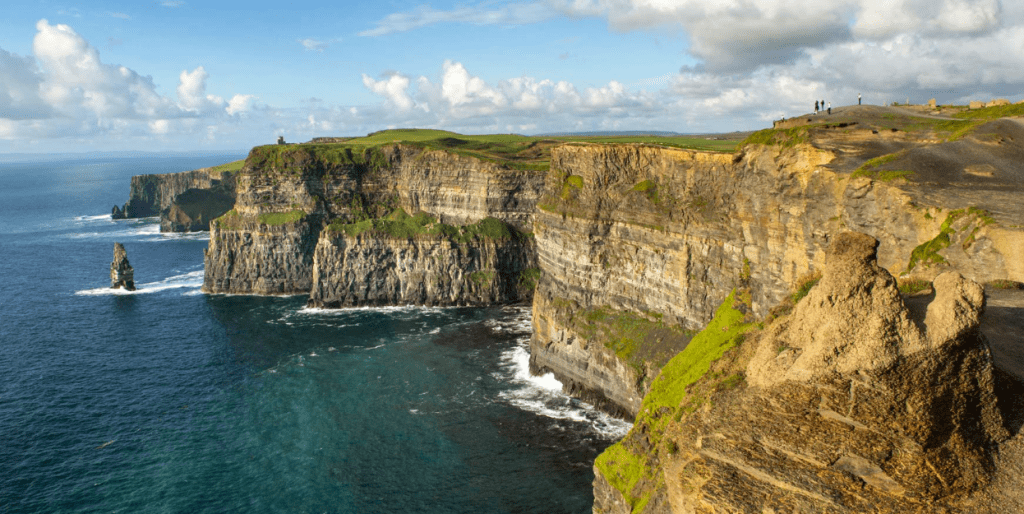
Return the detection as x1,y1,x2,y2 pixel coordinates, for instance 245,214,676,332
110,242,136,290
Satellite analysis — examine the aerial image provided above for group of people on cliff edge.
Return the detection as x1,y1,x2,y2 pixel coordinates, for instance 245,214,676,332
814,100,831,115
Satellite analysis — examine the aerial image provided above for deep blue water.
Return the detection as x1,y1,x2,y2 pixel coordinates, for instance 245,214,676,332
0,156,629,513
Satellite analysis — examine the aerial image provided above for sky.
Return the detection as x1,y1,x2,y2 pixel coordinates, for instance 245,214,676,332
2,0,1023,153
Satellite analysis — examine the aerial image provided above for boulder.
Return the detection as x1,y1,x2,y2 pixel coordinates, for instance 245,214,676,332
110,242,136,290
970,100,985,109
987,98,1011,107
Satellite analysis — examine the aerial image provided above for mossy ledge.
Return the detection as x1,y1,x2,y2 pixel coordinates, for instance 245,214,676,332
594,289,756,512
327,208,522,242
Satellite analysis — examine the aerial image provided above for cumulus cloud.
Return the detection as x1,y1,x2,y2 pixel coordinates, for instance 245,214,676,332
362,72,415,111
227,94,257,115
0,19,254,144
360,60,659,131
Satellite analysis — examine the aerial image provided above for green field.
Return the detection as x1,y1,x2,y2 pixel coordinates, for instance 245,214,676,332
250,129,744,172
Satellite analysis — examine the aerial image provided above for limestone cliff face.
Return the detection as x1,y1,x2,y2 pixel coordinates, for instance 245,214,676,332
203,215,319,295
202,144,545,299
307,231,535,308
530,143,1024,418
592,233,1015,513
114,167,237,233
118,169,219,218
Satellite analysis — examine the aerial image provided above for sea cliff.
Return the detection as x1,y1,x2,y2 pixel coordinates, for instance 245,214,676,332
529,122,1024,421
113,166,237,232
200,143,545,306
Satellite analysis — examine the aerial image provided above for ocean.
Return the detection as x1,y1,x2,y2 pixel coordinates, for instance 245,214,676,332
0,155,630,513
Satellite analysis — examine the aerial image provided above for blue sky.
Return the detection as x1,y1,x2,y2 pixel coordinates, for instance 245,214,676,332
2,0,1023,153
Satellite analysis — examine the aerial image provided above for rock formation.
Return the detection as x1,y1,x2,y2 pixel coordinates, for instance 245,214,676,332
110,243,136,290
307,225,536,308
593,232,1016,512
202,144,545,300
114,167,237,232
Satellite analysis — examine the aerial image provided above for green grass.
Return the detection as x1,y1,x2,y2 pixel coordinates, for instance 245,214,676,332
469,270,495,286
740,125,813,148
790,273,821,303
290,129,738,171
595,290,755,511
954,103,1024,121
328,207,520,242
851,150,914,181
257,209,306,226
986,279,1024,290
518,267,542,291
208,159,245,175
906,207,995,273
898,278,932,295
213,209,242,230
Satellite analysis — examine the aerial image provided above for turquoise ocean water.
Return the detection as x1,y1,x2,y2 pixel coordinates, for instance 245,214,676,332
0,156,629,513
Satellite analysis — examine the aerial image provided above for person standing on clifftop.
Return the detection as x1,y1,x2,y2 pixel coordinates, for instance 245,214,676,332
827,102,832,115
815,100,819,114
858,93,862,105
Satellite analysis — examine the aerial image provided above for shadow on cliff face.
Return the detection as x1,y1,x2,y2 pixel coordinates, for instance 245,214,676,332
980,287,1024,435
903,285,1024,436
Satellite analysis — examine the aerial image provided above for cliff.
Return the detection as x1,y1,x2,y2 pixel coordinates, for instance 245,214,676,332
201,143,545,303
308,216,536,308
114,166,238,233
592,233,1022,513
529,112,1024,420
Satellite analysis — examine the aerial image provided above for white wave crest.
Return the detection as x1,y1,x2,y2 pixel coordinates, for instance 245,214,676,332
75,270,204,296
73,214,112,222
496,340,633,439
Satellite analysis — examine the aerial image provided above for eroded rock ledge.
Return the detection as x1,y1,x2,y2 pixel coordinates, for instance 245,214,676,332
594,233,1018,513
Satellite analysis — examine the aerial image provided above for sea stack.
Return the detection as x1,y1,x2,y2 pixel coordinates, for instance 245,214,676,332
110,242,136,290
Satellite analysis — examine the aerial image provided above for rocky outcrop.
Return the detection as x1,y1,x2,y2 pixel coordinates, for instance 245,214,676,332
110,242,135,290
202,144,545,298
117,169,217,218
593,232,1016,513
160,187,236,232
114,168,237,232
307,230,536,308
530,141,1024,418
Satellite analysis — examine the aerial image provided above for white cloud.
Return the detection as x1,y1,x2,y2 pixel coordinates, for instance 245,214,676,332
298,38,330,51
227,94,257,115
160,1,185,7
360,60,659,129
362,72,415,111
360,2,556,36
177,66,226,114
108,12,131,20
0,48,51,120
0,19,253,145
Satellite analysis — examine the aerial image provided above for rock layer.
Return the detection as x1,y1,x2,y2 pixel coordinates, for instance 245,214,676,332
110,242,135,290
530,142,1024,417
113,168,237,232
202,144,545,298
593,232,1012,513
307,231,535,308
